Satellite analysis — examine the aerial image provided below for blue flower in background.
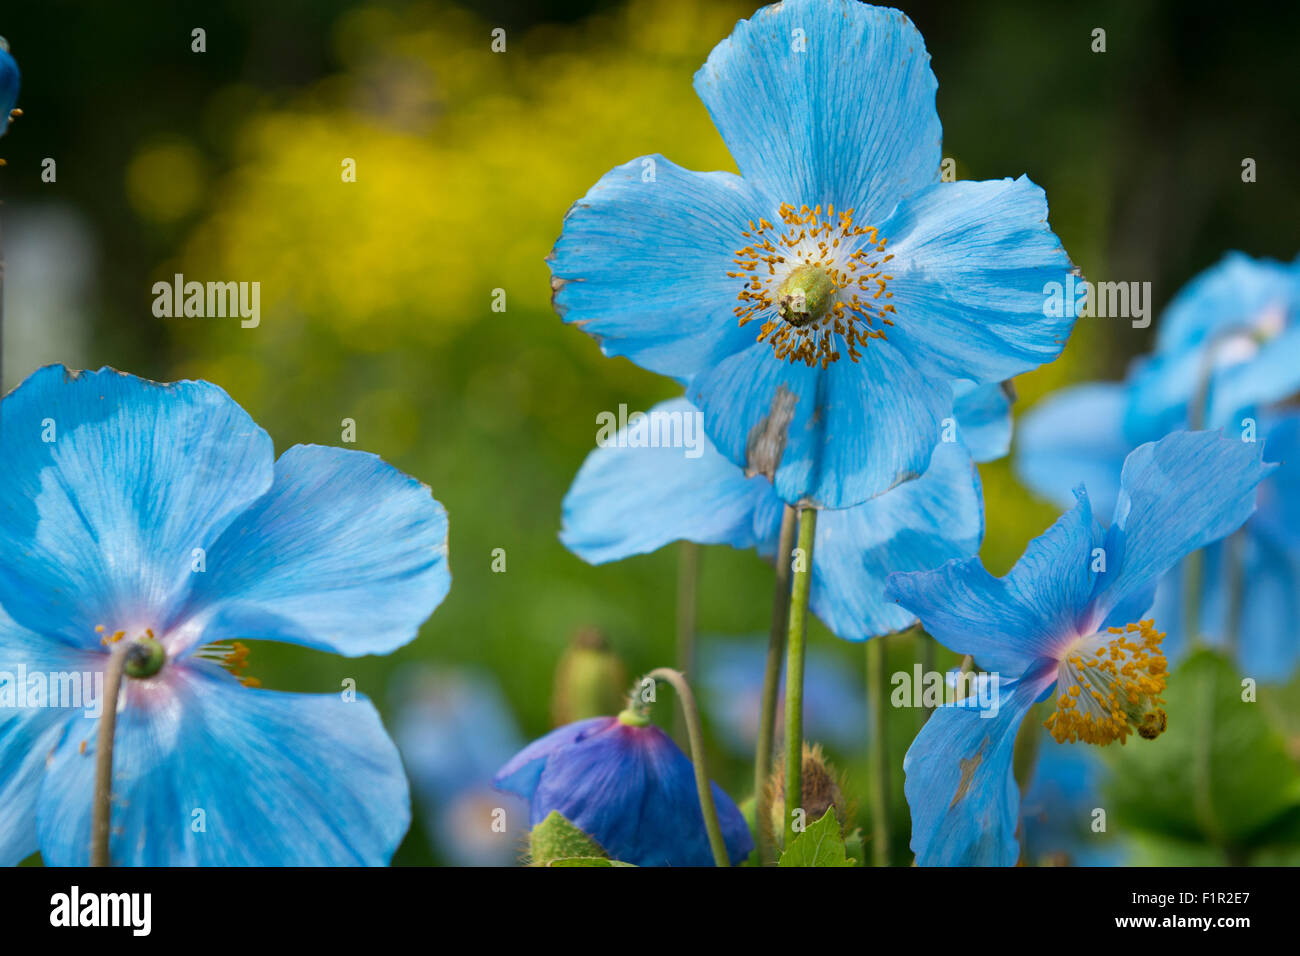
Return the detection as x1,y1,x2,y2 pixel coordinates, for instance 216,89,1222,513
887,431,1273,865
494,715,754,866
696,637,867,755
391,668,527,867
0,366,450,866
1020,735,1128,867
0,37,18,138
1016,252,1300,679
560,381,1008,640
1126,252,1300,436
548,0,1076,509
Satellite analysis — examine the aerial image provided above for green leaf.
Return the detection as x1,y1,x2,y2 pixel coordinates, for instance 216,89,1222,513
548,857,636,867
778,808,857,867
1105,650,1300,857
527,810,609,866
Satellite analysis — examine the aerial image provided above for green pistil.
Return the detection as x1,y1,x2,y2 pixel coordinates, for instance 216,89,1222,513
776,264,836,327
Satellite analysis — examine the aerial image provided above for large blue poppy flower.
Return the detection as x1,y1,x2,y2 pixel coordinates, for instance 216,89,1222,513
0,366,450,866
494,715,753,866
887,430,1273,865
548,0,1076,509
560,382,1006,640
0,37,18,138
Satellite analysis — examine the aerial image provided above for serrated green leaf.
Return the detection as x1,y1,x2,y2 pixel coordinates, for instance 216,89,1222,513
778,808,857,867
1105,650,1300,857
527,810,609,866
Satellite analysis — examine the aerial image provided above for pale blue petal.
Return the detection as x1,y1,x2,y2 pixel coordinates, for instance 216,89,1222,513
170,445,449,658
952,380,1013,464
905,663,1056,866
694,0,940,220
36,666,409,866
1015,382,1132,517
1091,431,1275,622
0,609,100,866
877,177,1077,383
548,155,770,382
0,366,273,649
688,339,949,509
560,398,770,562
886,491,1105,674
809,439,983,641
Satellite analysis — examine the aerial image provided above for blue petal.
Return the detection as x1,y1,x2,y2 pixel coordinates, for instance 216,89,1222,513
1090,431,1275,623
36,666,410,865
952,380,1013,464
1020,735,1127,866
1154,251,1300,354
169,444,449,658
1255,412,1300,553
0,608,96,865
904,663,1055,866
876,176,1077,383
688,339,949,509
694,0,940,220
0,366,273,650
1014,382,1132,517
886,491,1105,674
809,439,983,640
548,155,770,382
560,398,770,562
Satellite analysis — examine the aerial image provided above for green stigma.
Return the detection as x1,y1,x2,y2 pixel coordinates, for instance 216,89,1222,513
776,264,836,327
124,636,166,679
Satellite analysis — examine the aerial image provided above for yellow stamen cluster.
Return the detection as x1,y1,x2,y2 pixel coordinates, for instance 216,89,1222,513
1045,620,1168,746
222,641,261,688
728,202,896,369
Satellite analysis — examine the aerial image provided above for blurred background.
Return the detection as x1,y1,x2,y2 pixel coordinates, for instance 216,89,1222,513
2,0,1297,865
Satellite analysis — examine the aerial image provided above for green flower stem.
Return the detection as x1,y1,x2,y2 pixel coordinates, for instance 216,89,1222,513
866,636,890,866
645,667,730,867
673,541,699,744
91,643,128,867
783,506,817,848
755,504,797,865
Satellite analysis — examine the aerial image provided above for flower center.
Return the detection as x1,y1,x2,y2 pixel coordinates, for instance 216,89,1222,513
729,203,895,369
1045,619,1167,746
97,625,166,679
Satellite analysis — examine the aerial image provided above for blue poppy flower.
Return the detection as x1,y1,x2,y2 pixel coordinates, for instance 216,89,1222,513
0,366,450,866
494,715,754,866
0,38,18,137
887,430,1273,865
695,637,867,755
1126,252,1300,436
391,667,527,867
560,386,1000,640
547,0,1076,509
